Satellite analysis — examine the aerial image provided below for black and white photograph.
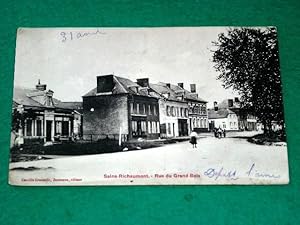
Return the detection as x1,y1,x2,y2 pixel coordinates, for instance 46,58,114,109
9,27,289,185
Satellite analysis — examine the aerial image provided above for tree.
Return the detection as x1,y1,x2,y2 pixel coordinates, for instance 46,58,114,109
212,27,285,135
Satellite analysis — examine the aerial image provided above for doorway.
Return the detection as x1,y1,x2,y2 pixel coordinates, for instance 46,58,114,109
46,120,52,141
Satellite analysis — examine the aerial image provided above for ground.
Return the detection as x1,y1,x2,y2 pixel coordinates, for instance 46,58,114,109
9,131,289,185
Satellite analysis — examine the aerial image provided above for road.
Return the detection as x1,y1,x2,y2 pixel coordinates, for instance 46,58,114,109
9,132,289,185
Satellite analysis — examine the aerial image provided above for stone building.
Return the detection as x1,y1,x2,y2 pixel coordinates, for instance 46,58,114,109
11,80,75,146
82,75,160,141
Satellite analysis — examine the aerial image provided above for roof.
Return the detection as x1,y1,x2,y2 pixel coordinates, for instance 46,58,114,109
208,108,236,119
157,82,207,103
56,101,83,113
149,83,185,102
13,86,72,111
218,98,241,109
14,87,48,108
83,75,156,98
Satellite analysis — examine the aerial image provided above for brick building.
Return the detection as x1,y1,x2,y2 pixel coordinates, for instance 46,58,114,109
82,75,160,141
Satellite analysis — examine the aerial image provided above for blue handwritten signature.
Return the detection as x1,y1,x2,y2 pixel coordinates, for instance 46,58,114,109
204,167,239,180
203,163,280,180
245,163,280,179
60,29,106,43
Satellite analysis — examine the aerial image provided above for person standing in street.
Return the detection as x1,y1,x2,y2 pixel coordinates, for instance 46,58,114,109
190,129,198,148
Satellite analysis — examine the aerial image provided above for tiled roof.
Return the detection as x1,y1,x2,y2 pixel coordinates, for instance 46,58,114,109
83,75,156,98
13,86,71,111
208,108,235,119
13,87,46,108
149,83,184,102
57,101,83,113
157,82,207,103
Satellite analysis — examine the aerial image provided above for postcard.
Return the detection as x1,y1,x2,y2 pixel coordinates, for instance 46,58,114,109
9,27,289,185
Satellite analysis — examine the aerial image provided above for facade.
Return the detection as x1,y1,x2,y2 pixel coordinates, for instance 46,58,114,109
208,107,239,131
11,81,75,146
217,98,257,131
82,75,160,141
168,83,208,134
148,82,189,137
58,102,83,139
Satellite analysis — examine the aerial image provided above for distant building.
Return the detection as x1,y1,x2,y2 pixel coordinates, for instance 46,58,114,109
208,102,239,131
12,80,75,145
82,75,160,141
217,98,257,131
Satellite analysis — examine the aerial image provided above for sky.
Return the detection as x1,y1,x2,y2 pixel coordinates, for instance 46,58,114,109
14,27,238,107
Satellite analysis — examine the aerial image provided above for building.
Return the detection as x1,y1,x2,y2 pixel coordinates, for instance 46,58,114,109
147,82,189,137
208,103,239,131
11,80,75,146
82,75,160,141
166,83,208,134
57,102,83,139
217,98,257,131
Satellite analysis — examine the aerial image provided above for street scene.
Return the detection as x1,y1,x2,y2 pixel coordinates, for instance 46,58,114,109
9,131,288,185
9,27,289,185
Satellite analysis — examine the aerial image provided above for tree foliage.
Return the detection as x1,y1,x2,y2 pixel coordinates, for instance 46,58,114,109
212,27,285,132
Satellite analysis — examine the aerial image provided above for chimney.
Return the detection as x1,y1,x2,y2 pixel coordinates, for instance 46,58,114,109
136,78,149,87
214,101,218,111
228,99,234,107
234,97,239,102
178,83,184,89
97,75,114,93
190,84,196,93
36,79,47,91
166,83,171,88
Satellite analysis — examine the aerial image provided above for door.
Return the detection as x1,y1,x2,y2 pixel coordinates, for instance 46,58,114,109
46,120,52,141
137,121,142,136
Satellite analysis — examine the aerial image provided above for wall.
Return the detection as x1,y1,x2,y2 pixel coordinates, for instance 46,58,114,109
82,95,128,141
158,99,189,137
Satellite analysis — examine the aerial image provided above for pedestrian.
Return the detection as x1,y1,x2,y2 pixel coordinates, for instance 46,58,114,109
190,129,198,148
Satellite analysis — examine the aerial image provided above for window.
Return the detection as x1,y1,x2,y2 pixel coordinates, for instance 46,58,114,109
152,121,156,133
26,119,32,136
136,103,139,114
141,121,147,132
55,121,62,135
132,121,137,132
156,122,160,133
36,120,42,136
143,104,146,114
130,103,133,113
180,108,184,117
148,121,152,133
153,105,157,115
171,106,175,117
166,106,171,116
148,105,152,115
185,108,189,117
204,119,207,128
167,123,171,134
62,121,69,136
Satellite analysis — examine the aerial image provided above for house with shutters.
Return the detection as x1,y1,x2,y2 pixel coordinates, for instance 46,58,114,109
82,75,160,141
165,82,209,134
11,80,76,146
